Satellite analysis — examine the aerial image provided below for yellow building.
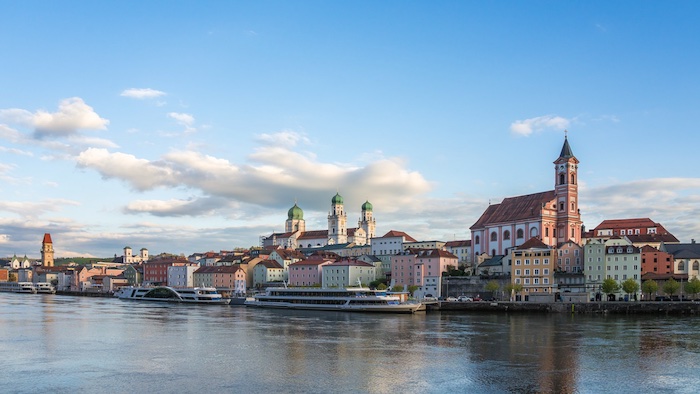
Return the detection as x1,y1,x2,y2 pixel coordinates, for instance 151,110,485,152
511,237,556,300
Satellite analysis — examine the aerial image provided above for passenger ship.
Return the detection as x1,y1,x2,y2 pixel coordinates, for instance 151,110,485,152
115,286,231,305
35,282,56,294
0,282,38,294
245,287,424,313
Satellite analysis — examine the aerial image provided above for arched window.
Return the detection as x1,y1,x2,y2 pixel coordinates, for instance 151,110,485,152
694,261,699,271
571,202,575,211
475,235,480,245
504,230,511,240
530,228,538,238
559,174,565,185
571,174,576,184
490,232,497,242
678,261,685,271
517,229,524,239
491,249,496,256
559,202,565,211
545,228,549,237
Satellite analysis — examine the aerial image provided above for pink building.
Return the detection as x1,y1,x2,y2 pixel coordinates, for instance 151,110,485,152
557,240,583,273
391,249,458,294
289,258,333,286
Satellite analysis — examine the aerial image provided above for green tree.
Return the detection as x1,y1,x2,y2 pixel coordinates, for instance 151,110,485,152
407,285,419,295
504,283,524,301
485,280,500,299
621,278,640,301
8,272,17,282
391,285,404,292
641,279,659,300
376,283,388,290
663,278,680,296
685,277,700,300
601,278,620,298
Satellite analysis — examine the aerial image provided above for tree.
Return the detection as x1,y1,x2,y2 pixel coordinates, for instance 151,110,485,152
685,277,700,300
601,278,620,299
621,278,640,301
391,285,404,292
504,283,523,301
8,272,17,282
407,285,419,295
376,283,388,290
663,278,680,296
641,279,659,300
485,280,500,299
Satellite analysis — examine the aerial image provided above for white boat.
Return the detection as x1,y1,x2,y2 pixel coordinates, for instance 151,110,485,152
0,282,38,294
115,286,231,305
245,287,424,313
35,282,56,294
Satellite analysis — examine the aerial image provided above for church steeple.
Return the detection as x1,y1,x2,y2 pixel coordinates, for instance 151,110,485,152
41,232,54,267
553,133,582,245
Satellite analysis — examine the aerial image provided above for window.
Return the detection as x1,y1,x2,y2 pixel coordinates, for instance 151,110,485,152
620,230,626,235
543,268,549,275
525,278,530,284
525,259,530,265
525,269,530,275
534,259,540,265
490,232,497,242
544,258,549,265
571,174,575,184
504,230,511,241
534,269,540,275
515,260,521,266
679,261,685,271
517,229,524,239
475,235,480,245
516,269,521,275
544,278,549,284
694,261,699,271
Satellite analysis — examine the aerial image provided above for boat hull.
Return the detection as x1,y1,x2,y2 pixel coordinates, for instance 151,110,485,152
246,301,422,313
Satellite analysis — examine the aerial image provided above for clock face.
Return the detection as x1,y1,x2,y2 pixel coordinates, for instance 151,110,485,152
558,164,566,172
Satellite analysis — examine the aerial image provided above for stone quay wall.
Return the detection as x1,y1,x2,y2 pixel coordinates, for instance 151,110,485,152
433,301,700,315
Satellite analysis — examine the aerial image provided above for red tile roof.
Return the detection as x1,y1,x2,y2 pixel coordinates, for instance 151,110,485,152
43,233,53,244
470,191,555,229
516,237,550,250
379,230,417,242
445,240,471,247
298,230,329,239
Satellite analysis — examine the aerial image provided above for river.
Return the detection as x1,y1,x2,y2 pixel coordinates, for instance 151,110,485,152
1,293,699,393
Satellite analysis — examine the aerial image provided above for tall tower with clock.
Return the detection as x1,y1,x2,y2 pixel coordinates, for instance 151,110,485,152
554,133,582,244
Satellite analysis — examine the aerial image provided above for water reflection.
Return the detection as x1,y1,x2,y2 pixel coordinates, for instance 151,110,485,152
2,293,700,394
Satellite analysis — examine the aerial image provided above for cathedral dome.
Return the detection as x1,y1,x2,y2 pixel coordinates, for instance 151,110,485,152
361,200,373,211
331,192,344,205
287,203,304,220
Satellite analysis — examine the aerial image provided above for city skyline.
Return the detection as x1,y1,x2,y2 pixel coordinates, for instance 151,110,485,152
1,2,699,257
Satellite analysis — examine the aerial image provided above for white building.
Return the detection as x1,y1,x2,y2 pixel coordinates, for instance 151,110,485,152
322,260,376,288
168,265,199,288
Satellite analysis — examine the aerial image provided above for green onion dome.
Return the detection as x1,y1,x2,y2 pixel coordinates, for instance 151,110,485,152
331,192,344,205
361,200,373,211
287,203,304,220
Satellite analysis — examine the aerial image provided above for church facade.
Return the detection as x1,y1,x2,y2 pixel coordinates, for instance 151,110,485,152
470,137,583,260
262,193,376,250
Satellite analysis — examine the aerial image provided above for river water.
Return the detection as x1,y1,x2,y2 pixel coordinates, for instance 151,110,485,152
1,293,699,394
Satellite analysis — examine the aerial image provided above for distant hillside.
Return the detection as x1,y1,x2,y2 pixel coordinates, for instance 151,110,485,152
55,257,116,266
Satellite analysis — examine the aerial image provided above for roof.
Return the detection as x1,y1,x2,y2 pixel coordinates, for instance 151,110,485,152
627,233,680,244
558,136,575,160
43,233,53,244
444,240,471,248
259,260,283,269
325,260,374,267
516,237,550,250
195,265,243,274
298,230,329,239
289,259,331,266
663,243,700,259
274,249,306,260
478,255,504,267
470,190,556,229
379,230,417,242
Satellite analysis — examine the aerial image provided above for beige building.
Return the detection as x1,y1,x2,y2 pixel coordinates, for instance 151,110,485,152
511,238,556,300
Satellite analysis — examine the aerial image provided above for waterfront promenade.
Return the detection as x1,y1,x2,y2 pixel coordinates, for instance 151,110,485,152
435,300,700,314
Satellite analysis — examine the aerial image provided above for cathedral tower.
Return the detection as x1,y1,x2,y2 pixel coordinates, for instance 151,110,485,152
358,200,376,243
285,203,306,233
328,193,348,244
41,233,54,267
554,135,583,244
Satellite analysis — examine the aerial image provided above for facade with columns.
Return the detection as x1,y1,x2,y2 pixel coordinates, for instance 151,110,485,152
470,137,583,260
262,193,376,250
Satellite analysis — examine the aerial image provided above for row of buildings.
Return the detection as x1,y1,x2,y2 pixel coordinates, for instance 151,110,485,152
2,136,698,301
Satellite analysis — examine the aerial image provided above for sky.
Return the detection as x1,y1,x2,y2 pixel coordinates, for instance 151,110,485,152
1,1,700,258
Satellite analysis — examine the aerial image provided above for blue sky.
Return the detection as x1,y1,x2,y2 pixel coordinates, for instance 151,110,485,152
1,1,699,258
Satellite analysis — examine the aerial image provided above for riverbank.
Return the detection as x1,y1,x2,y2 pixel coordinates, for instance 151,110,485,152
56,290,113,298
433,300,700,315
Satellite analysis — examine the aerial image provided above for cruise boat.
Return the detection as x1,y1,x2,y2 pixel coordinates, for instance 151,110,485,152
115,286,231,305
0,282,38,294
35,282,56,294
245,287,424,313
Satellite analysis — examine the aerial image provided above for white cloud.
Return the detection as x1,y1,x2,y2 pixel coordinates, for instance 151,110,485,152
1,98,109,138
0,145,33,156
76,148,177,191
120,88,167,99
510,115,570,136
167,112,196,133
255,130,311,147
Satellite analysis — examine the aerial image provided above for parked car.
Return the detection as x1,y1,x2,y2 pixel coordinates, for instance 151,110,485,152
446,297,458,302
473,297,482,302
457,296,473,302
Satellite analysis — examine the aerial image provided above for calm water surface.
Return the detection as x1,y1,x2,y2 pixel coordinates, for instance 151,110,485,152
1,293,699,393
